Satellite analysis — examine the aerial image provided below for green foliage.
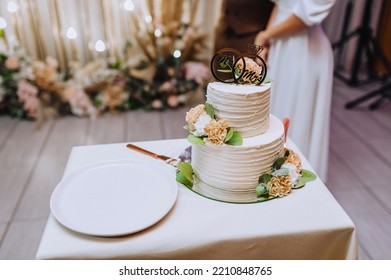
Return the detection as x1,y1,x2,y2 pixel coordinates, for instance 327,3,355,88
205,102,215,119
271,168,289,176
294,169,317,189
110,59,123,69
224,128,234,142
272,157,285,170
226,131,243,146
256,183,269,197
258,173,272,184
176,162,194,188
176,172,193,188
187,134,205,144
177,162,193,182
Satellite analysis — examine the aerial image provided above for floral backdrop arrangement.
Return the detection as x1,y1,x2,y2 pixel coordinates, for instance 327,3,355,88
0,0,210,123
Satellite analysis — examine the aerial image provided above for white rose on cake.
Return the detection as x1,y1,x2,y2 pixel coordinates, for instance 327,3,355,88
193,113,212,136
281,163,301,185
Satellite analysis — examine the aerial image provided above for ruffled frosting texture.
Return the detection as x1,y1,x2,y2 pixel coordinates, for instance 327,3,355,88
206,82,271,137
192,115,284,194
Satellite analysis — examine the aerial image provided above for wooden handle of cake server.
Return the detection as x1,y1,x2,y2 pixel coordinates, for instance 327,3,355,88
283,118,290,144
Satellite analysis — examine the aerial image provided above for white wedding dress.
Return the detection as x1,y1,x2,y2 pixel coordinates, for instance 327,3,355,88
268,0,335,180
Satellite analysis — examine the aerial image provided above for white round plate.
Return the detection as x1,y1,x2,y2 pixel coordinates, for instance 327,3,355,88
50,160,178,236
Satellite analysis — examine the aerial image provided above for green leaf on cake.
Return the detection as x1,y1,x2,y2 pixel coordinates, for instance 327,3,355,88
183,124,190,130
187,134,204,144
271,168,289,176
176,172,193,188
217,69,232,73
220,60,228,69
294,169,317,189
258,173,272,184
226,131,243,146
272,157,285,170
224,128,234,142
205,102,215,119
256,183,269,197
177,162,193,182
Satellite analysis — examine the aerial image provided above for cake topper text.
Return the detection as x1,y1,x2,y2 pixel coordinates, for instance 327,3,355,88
210,44,267,85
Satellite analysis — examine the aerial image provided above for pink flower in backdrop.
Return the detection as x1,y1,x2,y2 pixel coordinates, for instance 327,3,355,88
184,27,195,39
23,95,40,118
5,56,19,70
17,80,40,118
151,99,163,110
63,84,96,118
17,80,38,102
167,95,179,108
32,60,46,71
183,62,209,85
159,81,174,92
45,56,59,69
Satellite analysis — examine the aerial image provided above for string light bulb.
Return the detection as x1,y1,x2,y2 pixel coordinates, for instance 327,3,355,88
145,15,152,23
66,27,77,40
95,40,106,52
124,0,134,11
7,1,18,13
0,17,7,29
173,50,181,58
154,28,162,37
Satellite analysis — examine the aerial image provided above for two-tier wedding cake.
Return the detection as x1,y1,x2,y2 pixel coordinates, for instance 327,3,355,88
176,46,315,203
188,82,284,202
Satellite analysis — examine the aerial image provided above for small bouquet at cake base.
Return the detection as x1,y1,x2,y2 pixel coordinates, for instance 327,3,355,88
255,149,317,201
183,103,243,146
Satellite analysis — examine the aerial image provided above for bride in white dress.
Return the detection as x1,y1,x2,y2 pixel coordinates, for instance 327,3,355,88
255,0,335,180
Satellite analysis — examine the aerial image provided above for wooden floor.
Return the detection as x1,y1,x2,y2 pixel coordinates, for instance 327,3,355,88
0,78,390,259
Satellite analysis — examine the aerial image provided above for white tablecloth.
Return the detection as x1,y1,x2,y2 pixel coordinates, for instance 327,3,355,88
36,139,357,259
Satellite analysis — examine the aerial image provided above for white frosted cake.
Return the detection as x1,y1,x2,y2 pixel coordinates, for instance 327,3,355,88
206,82,271,137
188,82,285,202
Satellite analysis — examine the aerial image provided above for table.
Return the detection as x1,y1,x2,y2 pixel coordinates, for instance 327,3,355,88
36,139,358,259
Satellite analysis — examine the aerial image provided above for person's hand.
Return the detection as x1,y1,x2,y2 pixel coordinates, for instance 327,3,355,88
255,31,270,61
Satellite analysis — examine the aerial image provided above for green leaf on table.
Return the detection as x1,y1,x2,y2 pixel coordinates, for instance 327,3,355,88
294,169,317,189
226,131,243,146
256,196,270,202
272,157,285,170
187,134,204,144
224,128,234,142
176,172,193,188
177,162,193,182
205,102,215,119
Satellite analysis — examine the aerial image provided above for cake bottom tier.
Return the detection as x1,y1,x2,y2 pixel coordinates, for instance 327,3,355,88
191,115,284,194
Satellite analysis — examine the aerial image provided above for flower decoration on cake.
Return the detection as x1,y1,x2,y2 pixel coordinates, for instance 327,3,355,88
235,57,265,85
184,103,243,146
256,148,317,200
267,175,293,198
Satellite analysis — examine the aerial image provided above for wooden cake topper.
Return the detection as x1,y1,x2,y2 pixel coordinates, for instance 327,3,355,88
210,44,267,85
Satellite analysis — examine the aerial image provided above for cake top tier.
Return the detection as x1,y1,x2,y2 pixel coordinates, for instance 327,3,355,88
208,82,271,94
206,82,271,138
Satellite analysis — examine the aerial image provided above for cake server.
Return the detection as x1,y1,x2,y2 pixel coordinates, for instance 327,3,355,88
126,143,181,167
283,118,290,146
